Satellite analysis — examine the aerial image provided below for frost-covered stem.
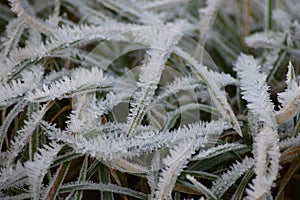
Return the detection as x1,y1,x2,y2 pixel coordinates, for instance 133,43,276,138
126,24,184,136
127,50,167,136
234,54,280,199
153,121,226,199
0,99,27,149
25,142,63,200
197,0,222,63
8,0,53,35
6,101,54,167
173,47,242,136
248,127,280,199
211,157,254,198
2,20,25,57
198,0,222,44
154,138,196,200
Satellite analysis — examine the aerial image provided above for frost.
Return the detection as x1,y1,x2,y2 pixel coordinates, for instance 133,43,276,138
0,0,299,199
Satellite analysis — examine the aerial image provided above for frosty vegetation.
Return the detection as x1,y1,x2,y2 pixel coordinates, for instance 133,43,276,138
1,0,300,199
